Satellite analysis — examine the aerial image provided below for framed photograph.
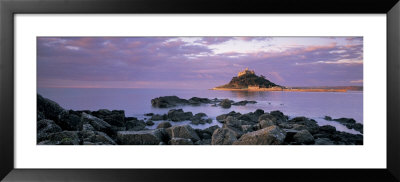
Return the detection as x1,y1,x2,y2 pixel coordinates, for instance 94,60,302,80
1,0,399,181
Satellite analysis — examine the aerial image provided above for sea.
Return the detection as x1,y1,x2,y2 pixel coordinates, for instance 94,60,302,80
37,88,363,134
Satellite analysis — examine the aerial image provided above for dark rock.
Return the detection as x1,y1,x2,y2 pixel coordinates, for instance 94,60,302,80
38,131,80,145
241,125,254,133
92,109,125,127
79,131,116,145
82,123,95,131
259,119,275,129
330,131,363,145
315,138,334,145
190,113,209,125
292,124,307,131
37,119,62,142
81,113,113,136
258,113,277,124
150,114,165,121
270,110,288,123
233,125,286,145
324,116,332,121
188,97,211,105
37,94,64,121
169,138,193,145
333,118,356,124
293,130,314,144
144,113,154,116
126,120,146,131
58,110,83,131
237,112,259,124
166,125,200,142
151,96,189,108
194,139,212,145
157,121,172,129
232,100,257,106
125,117,137,121
254,109,264,116
195,125,220,139
145,120,155,126
211,128,238,145
288,117,320,134
319,125,336,134
283,129,299,143
219,99,232,108
167,109,193,121
117,129,166,145
216,111,241,123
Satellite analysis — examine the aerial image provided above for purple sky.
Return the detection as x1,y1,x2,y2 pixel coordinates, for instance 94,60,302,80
37,37,363,89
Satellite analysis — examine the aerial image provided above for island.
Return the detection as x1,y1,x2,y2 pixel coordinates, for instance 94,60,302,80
211,68,360,92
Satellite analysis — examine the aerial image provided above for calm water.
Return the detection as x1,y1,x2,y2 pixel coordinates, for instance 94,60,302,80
38,88,363,134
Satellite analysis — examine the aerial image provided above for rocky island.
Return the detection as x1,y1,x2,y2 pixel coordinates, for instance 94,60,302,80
212,68,349,92
37,94,363,145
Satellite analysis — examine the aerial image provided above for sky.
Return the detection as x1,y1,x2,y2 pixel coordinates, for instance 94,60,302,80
37,37,363,89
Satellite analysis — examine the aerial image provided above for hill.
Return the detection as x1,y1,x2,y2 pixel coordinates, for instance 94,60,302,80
214,68,281,89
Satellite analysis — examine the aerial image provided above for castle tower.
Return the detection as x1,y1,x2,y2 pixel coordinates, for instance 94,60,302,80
237,68,255,77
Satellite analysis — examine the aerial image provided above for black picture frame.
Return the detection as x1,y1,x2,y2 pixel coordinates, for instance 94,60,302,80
1,0,399,181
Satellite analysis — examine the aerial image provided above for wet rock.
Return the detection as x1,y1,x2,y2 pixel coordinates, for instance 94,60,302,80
144,113,154,116
292,124,307,131
151,96,189,108
157,121,172,129
38,131,80,145
293,130,314,144
117,129,166,145
270,110,288,123
219,99,232,108
167,109,193,121
145,120,155,126
37,94,64,122
169,138,193,145
232,100,257,106
126,120,146,131
233,126,286,145
190,113,210,125
37,119,63,142
315,138,334,145
188,97,211,105
258,113,277,124
195,125,220,139
324,116,332,121
289,117,320,134
166,125,200,142
241,125,254,133
150,114,165,121
211,128,238,145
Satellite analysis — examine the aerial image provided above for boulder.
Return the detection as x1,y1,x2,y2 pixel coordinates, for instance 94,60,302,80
190,113,210,125
126,120,146,131
144,113,154,116
211,128,238,145
151,96,189,108
38,131,80,145
237,112,259,124
167,109,193,121
81,113,112,135
241,125,254,133
79,131,116,145
157,121,172,129
258,113,277,124
216,111,241,123
324,116,333,121
117,129,166,145
37,119,62,142
315,138,334,145
259,119,275,129
37,94,64,121
169,138,194,145
58,110,83,131
219,99,232,108
270,110,288,123
166,125,200,142
233,125,286,145
288,117,320,134
194,139,212,145
82,123,95,131
319,125,336,134
293,130,314,144
146,120,155,126
91,109,125,127
195,125,220,139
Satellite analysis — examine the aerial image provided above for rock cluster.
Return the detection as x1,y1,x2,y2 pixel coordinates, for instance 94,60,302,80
151,96,256,109
37,94,363,145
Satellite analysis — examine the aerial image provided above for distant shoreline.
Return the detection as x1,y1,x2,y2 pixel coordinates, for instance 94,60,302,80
211,87,348,92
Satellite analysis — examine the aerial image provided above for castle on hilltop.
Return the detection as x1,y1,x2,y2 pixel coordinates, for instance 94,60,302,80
237,68,255,77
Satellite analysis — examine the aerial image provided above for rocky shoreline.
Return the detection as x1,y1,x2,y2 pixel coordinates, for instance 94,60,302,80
37,94,363,145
